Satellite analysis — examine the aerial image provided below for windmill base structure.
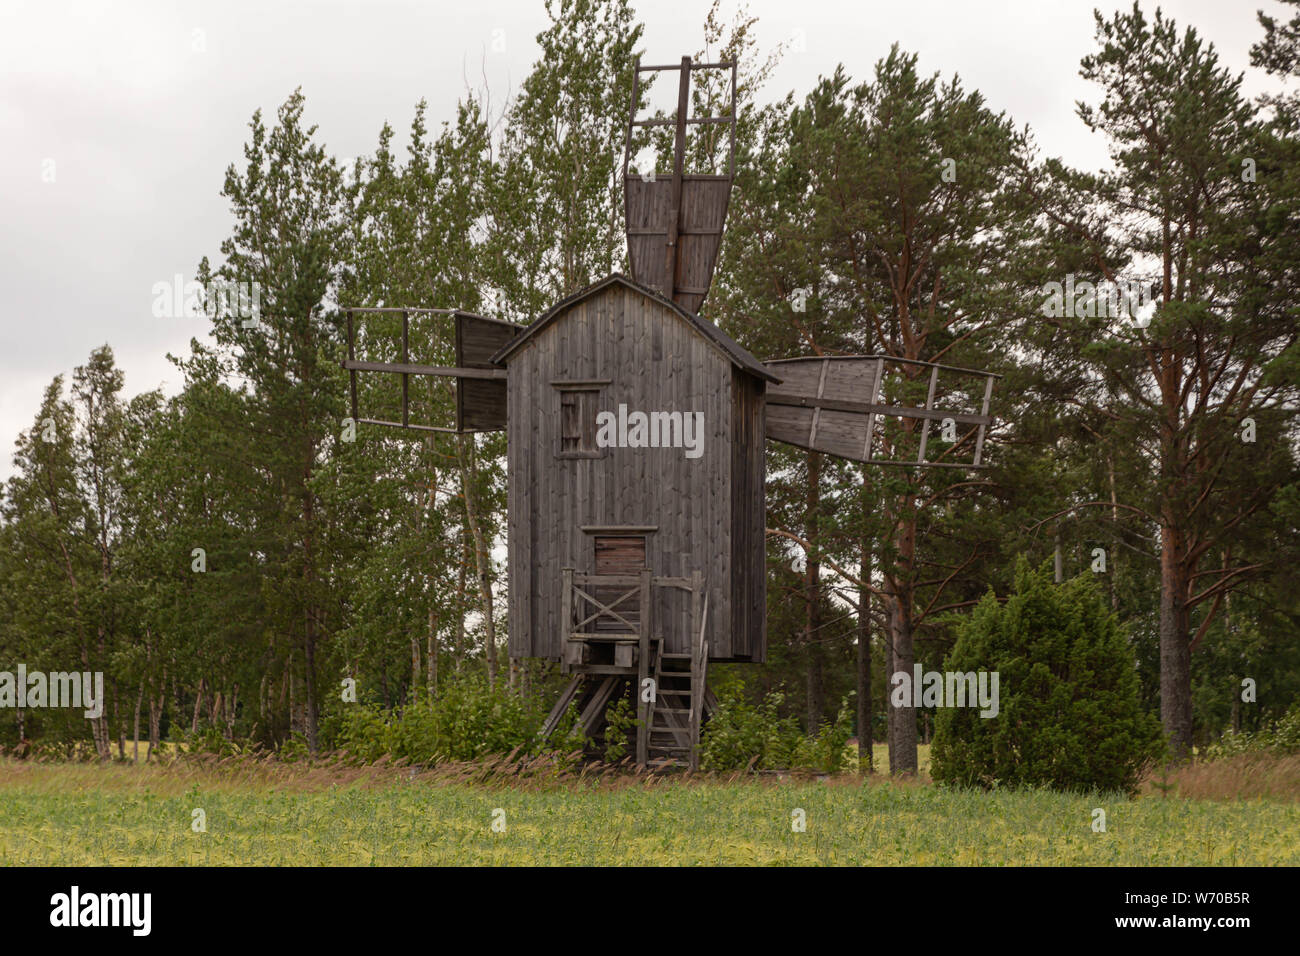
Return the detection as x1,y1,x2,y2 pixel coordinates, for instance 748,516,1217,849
342,56,997,770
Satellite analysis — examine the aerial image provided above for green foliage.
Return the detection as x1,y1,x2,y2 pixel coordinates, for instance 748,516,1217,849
601,696,635,763
1203,702,1300,759
176,724,246,759
932,558,1163,794
321,674,556,765
701,682,853,773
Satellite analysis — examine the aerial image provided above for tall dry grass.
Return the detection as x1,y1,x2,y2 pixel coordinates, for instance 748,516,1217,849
1141,752,1300,802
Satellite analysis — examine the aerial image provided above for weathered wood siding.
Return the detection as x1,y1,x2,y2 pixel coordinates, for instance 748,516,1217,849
730,368,766,661
507,282,765,661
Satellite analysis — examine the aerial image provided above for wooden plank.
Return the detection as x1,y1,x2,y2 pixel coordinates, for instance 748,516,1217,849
540,677,582,739
768,389,992,426
560,568,573,661
917,365,939,463
346,312,358,423
578,678,619,735
973,374,995,466
665,58,690,305
636,568,652,767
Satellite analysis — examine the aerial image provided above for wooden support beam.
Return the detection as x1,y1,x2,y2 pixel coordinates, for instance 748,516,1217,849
663,55,691,303
539,677,583,740
766,394,991,427
636,568,652,768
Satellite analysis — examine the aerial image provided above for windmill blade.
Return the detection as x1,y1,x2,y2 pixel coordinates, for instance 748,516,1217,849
342,307,521,433
762,356,997,468
455,311,519,430
622,55,736,314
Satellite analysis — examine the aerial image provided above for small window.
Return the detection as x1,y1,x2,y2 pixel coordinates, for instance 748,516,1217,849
556,386,603,459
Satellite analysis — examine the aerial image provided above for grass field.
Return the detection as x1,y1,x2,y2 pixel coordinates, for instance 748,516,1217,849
1,754,1297,865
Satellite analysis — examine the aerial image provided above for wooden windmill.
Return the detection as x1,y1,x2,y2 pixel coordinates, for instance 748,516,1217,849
343,56,997,770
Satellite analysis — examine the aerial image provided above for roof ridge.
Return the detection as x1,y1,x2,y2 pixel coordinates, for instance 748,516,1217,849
489,273,778,383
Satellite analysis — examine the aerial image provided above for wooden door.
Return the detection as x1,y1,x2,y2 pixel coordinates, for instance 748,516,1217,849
593,536,646,634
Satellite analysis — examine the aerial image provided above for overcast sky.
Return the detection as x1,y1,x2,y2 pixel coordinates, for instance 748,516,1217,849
0,0,1288,480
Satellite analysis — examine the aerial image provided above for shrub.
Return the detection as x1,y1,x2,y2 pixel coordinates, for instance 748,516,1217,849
602,696,636,762
321,672,555,765
931,558,1163,794
1202,703,1300,759
701,682,854,772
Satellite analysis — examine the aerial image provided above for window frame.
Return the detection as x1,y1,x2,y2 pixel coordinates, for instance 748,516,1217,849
553,380,609,460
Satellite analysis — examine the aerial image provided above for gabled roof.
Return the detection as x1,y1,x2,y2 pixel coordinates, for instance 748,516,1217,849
489,273,780,384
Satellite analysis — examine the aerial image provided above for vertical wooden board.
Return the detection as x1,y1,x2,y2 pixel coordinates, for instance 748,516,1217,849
624,178,670,296
764,404,816,447
687,180,729,230
819,358,879,404
731,372,766,661
543,320,560,658
455,313,515,432
765,360,824,398
459,378,508,430
507,359,523,657
752,378,767,663
729,367,746,659
456,314,518,366
675,179,729,313
711,348,731,657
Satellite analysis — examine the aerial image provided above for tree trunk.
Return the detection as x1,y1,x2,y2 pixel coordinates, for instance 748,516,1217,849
457,434,497,689
453,554,468,672
804,452,824,730
114,686,125,760
148,670,164,762
1159,524,1193,760
857,533,872,774
304,609,320,753
426,597,438,698
132,678,144,763
884,589,895,773
411,635,421,703
888,583,918,774
192,677,204,735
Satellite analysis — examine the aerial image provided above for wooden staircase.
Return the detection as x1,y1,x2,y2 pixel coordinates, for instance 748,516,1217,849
551,567,710,771
645,594,708,771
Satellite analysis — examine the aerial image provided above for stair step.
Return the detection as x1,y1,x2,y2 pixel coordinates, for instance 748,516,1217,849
659,653,692,660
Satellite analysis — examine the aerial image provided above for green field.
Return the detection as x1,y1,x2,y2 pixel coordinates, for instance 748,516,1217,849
1,757,1297,865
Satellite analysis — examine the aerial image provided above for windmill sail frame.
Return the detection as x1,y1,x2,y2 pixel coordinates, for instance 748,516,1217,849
762,355,999,468
622,55,737,314
342,306,521,434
